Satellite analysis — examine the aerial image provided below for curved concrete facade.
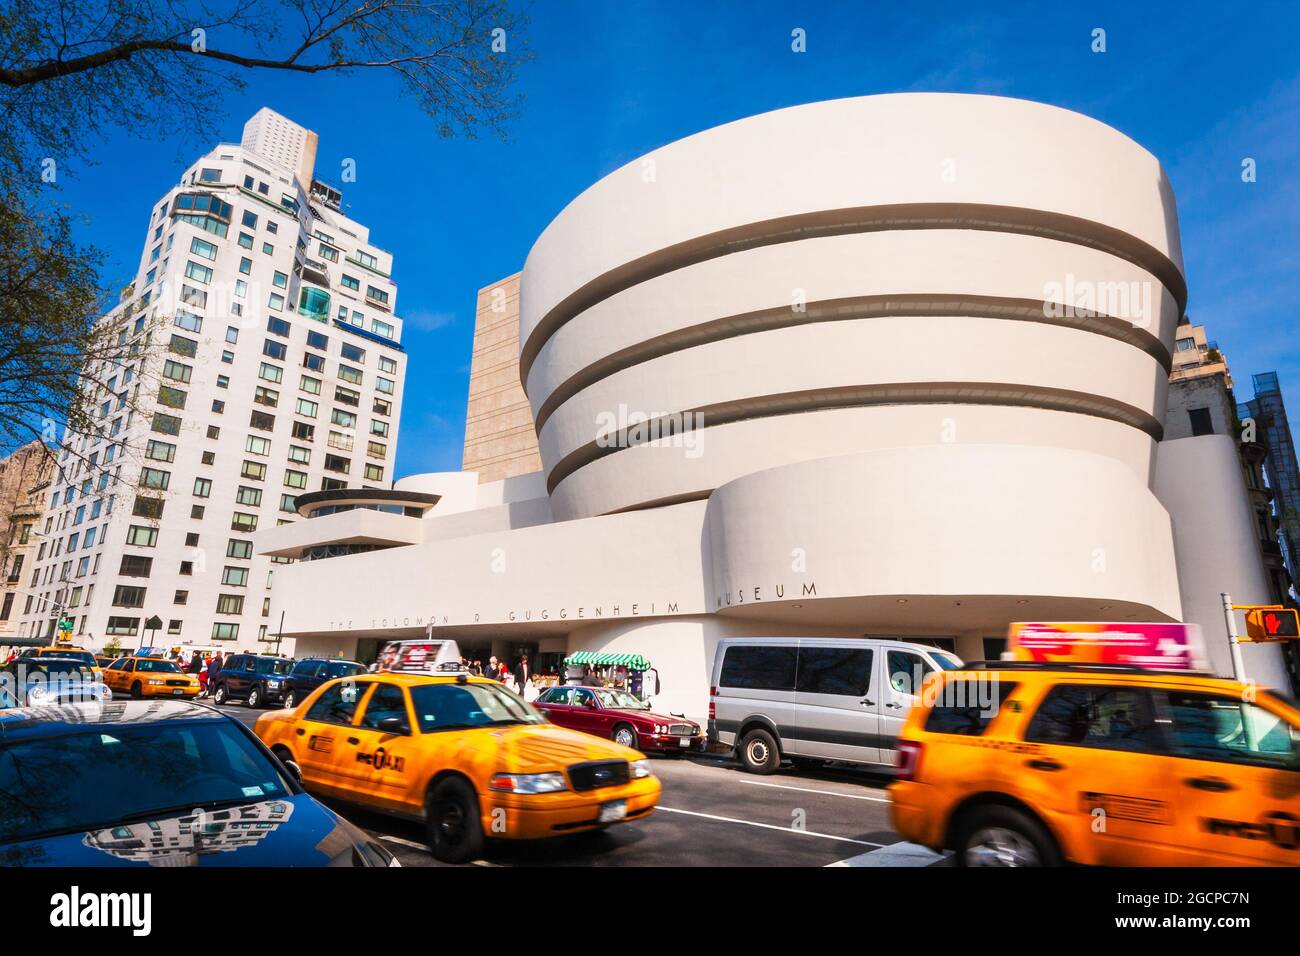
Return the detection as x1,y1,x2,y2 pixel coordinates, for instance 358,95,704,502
262,94,1289,720
521,93,1184,521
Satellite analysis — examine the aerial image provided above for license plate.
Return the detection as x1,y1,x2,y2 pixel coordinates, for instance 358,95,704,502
598,800,627,823
679,737,691,747
173,689,184,695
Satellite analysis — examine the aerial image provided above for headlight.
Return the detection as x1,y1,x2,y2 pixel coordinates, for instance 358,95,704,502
488,772,567,794
266,679,282,686
147,679,165,685
631,759,653,779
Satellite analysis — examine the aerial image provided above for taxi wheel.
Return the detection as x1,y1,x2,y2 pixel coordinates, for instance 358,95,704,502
613,724,637,749
129,682,143,700
426,778,485,864
739,728,781,774
955,806,1061,867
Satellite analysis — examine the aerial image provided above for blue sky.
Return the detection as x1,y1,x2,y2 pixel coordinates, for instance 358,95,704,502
53,0,1300,477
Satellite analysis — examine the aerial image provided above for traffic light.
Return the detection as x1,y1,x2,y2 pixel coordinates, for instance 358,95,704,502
1244,608,1300,641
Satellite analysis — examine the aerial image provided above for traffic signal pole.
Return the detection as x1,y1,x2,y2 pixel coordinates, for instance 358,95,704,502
1221,592,1247,681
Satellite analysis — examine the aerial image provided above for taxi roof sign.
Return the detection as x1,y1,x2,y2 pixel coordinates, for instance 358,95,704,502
1007,622,1209,672
1243,607,1300,642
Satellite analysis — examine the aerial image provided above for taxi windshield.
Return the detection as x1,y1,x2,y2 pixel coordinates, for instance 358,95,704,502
135,659,180,673
594,689,648,709
42,651,94,665
409,682,545,732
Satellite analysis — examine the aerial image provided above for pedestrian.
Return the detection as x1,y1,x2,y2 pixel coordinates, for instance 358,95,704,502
486,655,501,681
187,650,203,674
513,655,531,695
203,652,223,698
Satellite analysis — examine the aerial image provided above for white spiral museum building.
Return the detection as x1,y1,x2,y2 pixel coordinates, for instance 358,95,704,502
260,94,1289,719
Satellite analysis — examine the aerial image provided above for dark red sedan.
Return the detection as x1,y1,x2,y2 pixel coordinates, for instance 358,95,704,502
534,686,705,754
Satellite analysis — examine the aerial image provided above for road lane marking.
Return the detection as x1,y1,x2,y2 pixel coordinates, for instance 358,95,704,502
379,835,429,852
827,842,947,867
737,779,889,802
656,806,884,847
378,834,498,865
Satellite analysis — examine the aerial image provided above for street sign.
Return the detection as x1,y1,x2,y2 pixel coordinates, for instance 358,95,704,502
1242,607,1300,642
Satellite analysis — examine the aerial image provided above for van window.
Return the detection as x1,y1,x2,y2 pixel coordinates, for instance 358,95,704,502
924,679,1017,736
719,645,797,691
887,650,933,695
796,647,872,696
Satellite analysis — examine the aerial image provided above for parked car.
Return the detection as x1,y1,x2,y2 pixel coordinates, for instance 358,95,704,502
282,658,366,709
0,699,396,866
211,654,295,708
0,658,111,708
535,685,705,753
708,637,963,773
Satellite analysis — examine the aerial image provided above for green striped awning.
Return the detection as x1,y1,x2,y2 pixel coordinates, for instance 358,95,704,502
564,651,651,670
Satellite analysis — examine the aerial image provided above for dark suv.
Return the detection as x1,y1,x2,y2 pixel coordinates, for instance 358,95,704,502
282,658,366,709
211,654,295,708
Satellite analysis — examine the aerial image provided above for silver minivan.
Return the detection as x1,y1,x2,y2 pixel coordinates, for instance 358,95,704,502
707,637,963,773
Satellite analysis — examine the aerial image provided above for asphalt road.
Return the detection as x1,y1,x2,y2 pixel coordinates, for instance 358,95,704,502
217,702,949,867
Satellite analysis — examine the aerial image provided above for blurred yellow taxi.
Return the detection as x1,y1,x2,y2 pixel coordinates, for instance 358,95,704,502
255,669,661,862
890,662,1300,866
101,656,201,698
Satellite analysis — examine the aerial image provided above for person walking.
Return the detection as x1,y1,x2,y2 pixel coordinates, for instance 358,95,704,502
513,655,531,696
203,651,223,699
486,656,501,681
187,651,203,674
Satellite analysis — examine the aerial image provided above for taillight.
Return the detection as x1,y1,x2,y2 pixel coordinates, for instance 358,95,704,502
895,740,923,782
708,686,717,720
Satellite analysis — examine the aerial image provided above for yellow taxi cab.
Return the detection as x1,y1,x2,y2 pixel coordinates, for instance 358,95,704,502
890,661,1300,866
255,669,662,862
101,656,201,699
24,645,103,681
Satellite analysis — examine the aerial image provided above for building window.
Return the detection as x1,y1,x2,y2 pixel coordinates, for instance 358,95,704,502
249,410,275,431
227,539,254,559
241,460,267,481
259,362,283,384
193,477,212,498
231,512,258,533
133,496,164,519
174,590,188,605
235,486,262,507
364,463,384,482
140,468,170,490
157,386,187,409
145,440,176,462
246,435,271,456
284,470,307,489
125,525,158,547
1188,407,1214,436
212,622,239,641
222,566,250,587
106,617,141,636
216,594,245,615
292,420,315,441
112,585,146,608
119,555,153,577
341,274,360,291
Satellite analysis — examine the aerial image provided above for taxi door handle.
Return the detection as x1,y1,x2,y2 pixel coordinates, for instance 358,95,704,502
347,736,360,746
1026,758,1064,772
1185,776,1235,793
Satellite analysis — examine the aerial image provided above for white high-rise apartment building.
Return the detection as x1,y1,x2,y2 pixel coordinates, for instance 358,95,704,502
16,109,407,652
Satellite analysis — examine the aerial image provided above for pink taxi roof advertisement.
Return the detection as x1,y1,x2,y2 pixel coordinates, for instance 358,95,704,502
1006,622,1210,672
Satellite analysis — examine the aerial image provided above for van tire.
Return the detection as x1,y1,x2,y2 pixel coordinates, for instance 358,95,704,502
738,728,781,774
953,805,1061,867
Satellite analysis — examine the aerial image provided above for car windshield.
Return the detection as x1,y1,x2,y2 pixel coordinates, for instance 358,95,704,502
23,661,94,678
932,652,964,670
409,682,546,732
0,720,292,843
135,659,180,673
257,659,293,675
594,689,649,709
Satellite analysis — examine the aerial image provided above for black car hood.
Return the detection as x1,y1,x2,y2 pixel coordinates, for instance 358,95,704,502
0,794,386,867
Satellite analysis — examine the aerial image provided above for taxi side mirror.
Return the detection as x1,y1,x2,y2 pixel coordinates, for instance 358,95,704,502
377,716,410,736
